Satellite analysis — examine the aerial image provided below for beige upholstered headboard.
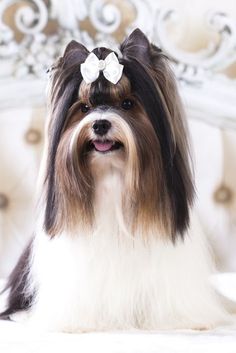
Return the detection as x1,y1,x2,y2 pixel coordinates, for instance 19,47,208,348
0,0,236,276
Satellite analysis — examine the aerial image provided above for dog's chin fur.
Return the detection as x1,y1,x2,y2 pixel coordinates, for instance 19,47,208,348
0,29,229,331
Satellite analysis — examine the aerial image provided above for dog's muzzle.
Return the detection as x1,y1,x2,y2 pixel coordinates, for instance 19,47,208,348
88,118,123,153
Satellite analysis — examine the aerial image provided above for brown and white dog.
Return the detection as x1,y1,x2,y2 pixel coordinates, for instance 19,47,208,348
0,29,227,332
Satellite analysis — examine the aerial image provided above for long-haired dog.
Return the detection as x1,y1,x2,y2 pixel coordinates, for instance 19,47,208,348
0,29,227,332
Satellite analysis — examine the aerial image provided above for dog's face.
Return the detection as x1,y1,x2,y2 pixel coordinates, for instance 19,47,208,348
44,29,194,240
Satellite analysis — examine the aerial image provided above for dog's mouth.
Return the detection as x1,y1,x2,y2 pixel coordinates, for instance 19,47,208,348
88,139,123,153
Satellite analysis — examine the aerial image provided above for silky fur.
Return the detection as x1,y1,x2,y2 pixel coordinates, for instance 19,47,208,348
28,174,226,332
0,29,229,331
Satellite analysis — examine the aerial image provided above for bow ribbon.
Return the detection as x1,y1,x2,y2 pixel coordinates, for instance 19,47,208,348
80,52,123,84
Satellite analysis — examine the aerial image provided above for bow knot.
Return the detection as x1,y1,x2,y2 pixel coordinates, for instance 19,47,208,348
81,52,123,84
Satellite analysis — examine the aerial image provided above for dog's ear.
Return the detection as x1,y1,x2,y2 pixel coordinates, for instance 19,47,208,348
120,28,152,65
47,40,90,98
63,40,89,57
61,40,90,69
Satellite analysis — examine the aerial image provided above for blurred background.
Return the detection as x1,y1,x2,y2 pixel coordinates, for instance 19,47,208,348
0,0,236,278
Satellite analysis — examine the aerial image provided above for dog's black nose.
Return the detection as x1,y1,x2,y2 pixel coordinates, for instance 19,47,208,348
92,120,111,136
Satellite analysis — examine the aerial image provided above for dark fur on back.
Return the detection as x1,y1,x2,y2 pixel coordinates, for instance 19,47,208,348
0,240,34,319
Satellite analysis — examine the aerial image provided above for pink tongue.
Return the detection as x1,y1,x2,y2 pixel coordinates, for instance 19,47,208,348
93,140,113,152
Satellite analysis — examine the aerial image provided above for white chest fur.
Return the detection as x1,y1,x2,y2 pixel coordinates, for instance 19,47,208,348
30,165,227,332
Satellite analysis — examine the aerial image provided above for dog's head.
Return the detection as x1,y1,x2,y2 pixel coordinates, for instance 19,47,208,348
43,29,194,240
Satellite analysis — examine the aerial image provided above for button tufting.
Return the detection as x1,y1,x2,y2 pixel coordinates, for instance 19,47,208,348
213,185,233,204
25,128,42,144
0,193,9,210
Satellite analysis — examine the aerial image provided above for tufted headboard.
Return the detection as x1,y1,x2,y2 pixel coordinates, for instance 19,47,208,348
0,0,236,276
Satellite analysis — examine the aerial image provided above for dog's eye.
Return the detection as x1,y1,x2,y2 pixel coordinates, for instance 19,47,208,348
121,99,133,110
80,103,90,113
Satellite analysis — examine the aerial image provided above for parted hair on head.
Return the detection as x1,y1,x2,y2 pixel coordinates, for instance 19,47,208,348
43,28,194,241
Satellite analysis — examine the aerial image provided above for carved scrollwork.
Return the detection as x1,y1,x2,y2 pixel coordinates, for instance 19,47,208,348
13,0,48,34
90,0,121,34
155,9,236,72
0,0,48,48
1,0,236,79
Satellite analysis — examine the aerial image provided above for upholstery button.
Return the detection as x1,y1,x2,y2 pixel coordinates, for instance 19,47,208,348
25,128,42,144
213,185,233,204
0,193,9,210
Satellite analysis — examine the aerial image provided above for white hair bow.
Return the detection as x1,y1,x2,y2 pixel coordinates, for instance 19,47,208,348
80,52,124,84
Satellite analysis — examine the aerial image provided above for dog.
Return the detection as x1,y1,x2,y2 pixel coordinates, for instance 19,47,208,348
0,28,227,332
